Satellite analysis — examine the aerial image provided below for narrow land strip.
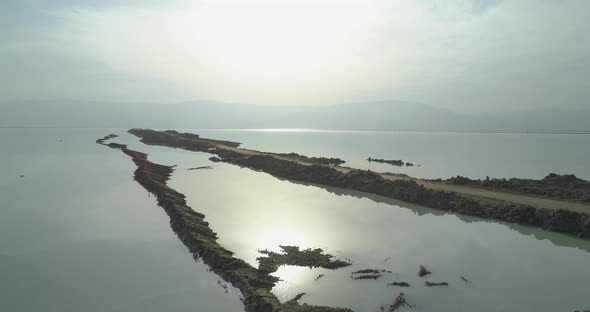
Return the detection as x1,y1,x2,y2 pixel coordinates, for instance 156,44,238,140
127,129,590,238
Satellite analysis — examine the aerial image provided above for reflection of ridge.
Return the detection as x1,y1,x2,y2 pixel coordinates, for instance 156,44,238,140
278,177,590,254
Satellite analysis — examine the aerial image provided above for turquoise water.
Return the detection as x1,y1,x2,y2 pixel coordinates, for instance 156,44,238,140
2,128,590,311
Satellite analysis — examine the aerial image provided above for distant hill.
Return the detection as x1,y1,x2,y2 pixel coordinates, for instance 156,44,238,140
1,99,589,132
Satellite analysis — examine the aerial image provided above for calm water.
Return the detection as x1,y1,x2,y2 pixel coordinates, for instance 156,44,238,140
0,129,243,312
2,128,590,312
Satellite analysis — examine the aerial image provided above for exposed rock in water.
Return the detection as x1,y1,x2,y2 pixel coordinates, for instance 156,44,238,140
95,133,118,145
351,269,381,274
257,246,351,274
380,292,414,311
425,281,449,287
188,166,213,170
217,280,229,293
460,276,470,283
314,274,325,281
367,157,404,167
19,175,24,178
418,265,431,277
350,269,392,280
388,282,410,287
209,156,222,163
353,274,382,280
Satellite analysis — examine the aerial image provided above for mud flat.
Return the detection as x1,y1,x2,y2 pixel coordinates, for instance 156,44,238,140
97,135,352,312
127,128,590,238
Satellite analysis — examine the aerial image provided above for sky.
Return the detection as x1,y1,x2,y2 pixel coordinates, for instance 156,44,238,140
1,0,589,112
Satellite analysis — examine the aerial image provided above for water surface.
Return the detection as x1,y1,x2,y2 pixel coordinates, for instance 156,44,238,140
0,129,243,312
122,129,590,312
2,128,590,312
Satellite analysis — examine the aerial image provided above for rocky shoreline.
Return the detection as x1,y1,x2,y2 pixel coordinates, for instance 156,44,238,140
127,128,590,238
442,173,590,204
97,136,352,312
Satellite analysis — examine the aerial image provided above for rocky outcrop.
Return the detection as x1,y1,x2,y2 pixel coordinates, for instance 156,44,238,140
418,265,431,277
367,157,404,167
380,293,413,311
98,139,352,312
188,166,213,170
257,246,350,275
387,282,410,287
96,133,118,145
127,129,590,239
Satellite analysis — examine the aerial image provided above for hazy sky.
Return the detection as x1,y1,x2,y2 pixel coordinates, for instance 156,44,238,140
1,0,589,112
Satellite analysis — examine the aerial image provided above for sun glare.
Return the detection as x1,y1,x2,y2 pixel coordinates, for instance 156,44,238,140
176,0,378,82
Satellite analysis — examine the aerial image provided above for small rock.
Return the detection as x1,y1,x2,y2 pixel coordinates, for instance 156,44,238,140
418,265,431,277
388,281,410,287
353,274,382,280
351,269,380,274
425,281,449,287
380,292,414,311
188,166,213,170
209,156,222,163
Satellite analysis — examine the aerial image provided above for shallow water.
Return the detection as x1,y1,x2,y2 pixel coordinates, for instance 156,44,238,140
2,128,590,312
0,129,243,312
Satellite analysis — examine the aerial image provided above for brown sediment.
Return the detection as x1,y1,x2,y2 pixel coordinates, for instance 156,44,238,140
97,137,352,312
127,128,590,238
257,246,351,274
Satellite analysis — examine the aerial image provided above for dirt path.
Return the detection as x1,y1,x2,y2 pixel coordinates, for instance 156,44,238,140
211,142,590,214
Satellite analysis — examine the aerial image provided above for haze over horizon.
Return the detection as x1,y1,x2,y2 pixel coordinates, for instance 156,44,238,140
2,0,589,113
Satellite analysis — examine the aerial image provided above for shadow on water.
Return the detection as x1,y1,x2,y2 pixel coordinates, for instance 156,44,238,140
279,177,590,254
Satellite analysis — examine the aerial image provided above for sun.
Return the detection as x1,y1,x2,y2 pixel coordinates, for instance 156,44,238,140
179,0,378,82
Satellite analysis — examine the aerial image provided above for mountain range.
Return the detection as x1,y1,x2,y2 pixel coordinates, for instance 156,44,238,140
1,100,588,132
